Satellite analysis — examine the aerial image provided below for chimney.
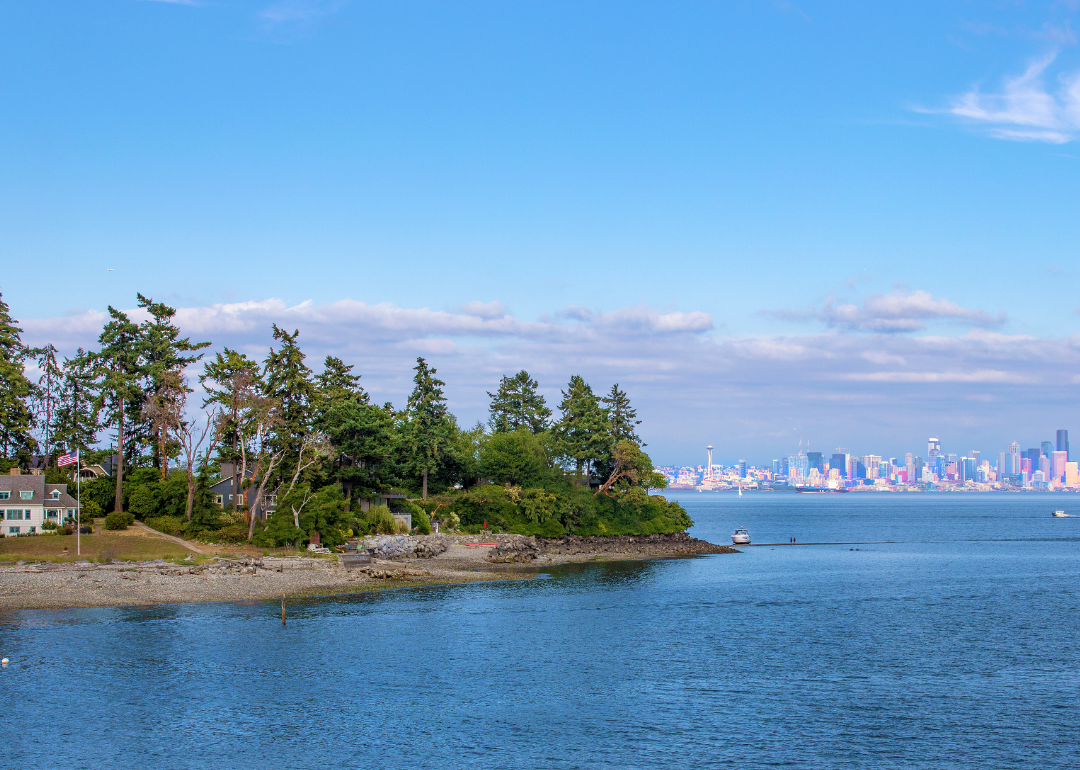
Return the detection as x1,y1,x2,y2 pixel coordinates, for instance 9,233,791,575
9,468,20,476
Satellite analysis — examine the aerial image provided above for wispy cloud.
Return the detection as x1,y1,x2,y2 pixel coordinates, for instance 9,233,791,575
258,0,349,23
945,51,1080,143
763,290,1005,333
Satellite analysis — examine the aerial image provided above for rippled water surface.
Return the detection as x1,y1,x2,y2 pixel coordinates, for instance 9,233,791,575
3,494,1080,769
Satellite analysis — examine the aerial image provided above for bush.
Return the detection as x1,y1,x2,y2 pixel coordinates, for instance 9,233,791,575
401,500,431,535
104,510,135,530
82,500,102,518
144,516,188,537
357,504,399,535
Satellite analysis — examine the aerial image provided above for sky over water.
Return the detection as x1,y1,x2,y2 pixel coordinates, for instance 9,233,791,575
3,1,1080,463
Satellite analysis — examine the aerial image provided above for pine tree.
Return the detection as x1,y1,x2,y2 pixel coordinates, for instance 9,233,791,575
404,357,452,499
136,294,210,477
555,375,610,482
53,349,99,459
602,383,641,445
314,355,368,420
31,344,63,465
0,291,35,462
263,325,316,480
94,306,143,514
487,370,551,434
201,348,261,512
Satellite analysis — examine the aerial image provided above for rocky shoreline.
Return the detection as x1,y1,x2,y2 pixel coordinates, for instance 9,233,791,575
0,532,736,611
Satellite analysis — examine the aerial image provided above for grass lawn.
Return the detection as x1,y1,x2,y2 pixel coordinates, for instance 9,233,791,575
0,528,192,563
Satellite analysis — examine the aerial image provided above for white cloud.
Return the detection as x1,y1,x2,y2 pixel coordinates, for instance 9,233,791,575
765,289,1005,333
16,298,1080,464
947,51,1080,143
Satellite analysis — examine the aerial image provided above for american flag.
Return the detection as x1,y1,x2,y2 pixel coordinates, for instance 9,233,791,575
57,453,78,467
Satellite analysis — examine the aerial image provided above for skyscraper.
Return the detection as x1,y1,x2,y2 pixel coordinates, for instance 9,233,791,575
1042,441,1054,459
807,452,824,474
831,453,849,479
928,438,941,460
1057,429,1069,461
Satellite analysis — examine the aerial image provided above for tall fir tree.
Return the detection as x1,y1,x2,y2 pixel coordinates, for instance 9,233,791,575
487,370,551,434
555,375,610,482
263,325,316,480
404,357,452,499
136,294,210,475
0,291,35,462
201,348,261,512
94,306,143,514
602,383,641,446
314,355,368,420
32,344,63,465
53,349,99,459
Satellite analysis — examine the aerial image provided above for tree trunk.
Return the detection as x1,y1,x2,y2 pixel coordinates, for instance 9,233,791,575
576,459,583,485
422,469,428,500
343,480,353,512
231,428,239,513
114,397,125,514
185,477,196,521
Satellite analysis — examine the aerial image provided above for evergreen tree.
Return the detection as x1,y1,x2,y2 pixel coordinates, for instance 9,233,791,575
53,349,99,458
314,355,368,418
32,344,63,465
0,291,35,462
403,357,452,499
602,383,641,446
201,348,261,513
136,294,210,475
324,400,397,508
555,375,610,482
94,306,143,514
263,325,316,480
487,370,551,434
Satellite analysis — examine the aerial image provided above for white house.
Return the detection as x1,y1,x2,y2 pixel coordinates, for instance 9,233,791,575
0,470,80,536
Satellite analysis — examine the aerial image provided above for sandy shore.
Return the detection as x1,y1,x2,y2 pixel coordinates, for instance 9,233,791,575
0,533,735,611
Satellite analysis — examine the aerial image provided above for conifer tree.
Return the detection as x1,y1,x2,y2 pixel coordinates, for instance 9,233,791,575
487,370,551,434
201,348,261,512
94,307,142,514
404,357,452,499
0,291,35,462
53,349,99,459
263,325,316,479
555,375,609,482
32,344,62,465
602,383,642,446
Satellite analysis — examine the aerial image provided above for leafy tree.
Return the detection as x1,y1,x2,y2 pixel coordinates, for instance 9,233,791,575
0,291,36,462
555,375,609,482
487,370,551,434
53,349,99,458
323,400,397,508
403,357,453,499
94,306,142,514
200,348,260,512
481,429,549,487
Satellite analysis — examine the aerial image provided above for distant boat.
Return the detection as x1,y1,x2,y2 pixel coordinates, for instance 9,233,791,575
732,528,751,545
738,485,742,497
796,486,849,494
1052,510,1069,517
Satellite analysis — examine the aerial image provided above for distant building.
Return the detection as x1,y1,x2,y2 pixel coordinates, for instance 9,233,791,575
1052,451,1067,483
0,470,80,536
1057,429,1070,461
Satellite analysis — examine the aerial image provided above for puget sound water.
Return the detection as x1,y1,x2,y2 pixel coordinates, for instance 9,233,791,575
3,493,1079,769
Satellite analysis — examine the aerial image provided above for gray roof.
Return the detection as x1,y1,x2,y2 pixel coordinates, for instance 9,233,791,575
0,475,79,507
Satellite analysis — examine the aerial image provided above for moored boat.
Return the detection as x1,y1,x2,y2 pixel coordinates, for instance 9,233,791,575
731,527,751,545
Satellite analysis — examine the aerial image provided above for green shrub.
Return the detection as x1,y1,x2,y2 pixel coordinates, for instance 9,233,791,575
82,500,102,518
144,516,188,537
401,500,431,534
103,510,135,530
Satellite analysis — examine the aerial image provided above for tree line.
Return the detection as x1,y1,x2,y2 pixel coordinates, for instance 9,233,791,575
0,291,687,544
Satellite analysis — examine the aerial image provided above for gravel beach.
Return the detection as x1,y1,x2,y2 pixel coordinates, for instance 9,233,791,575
0,532,735,610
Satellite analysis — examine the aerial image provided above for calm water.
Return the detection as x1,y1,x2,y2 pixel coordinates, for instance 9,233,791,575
3,494,1079,769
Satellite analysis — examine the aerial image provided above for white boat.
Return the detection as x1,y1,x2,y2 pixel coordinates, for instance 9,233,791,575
1052,510,1069,517
731,527,751,545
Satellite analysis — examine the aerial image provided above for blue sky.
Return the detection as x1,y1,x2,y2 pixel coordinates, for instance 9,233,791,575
4,1,1080,464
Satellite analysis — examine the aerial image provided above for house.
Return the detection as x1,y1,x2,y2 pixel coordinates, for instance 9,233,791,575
0,469,80,536
209,463,276,519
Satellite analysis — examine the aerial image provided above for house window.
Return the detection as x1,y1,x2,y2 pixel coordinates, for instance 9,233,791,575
8,526,20,534
0,491,8,500
215,495,223,506
20,490,32,500
28,526,35,533
50,490,60,500
46,509,58,519
5,510,24,521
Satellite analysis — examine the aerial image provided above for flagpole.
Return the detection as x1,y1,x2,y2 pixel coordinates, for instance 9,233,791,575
76,449,81,557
